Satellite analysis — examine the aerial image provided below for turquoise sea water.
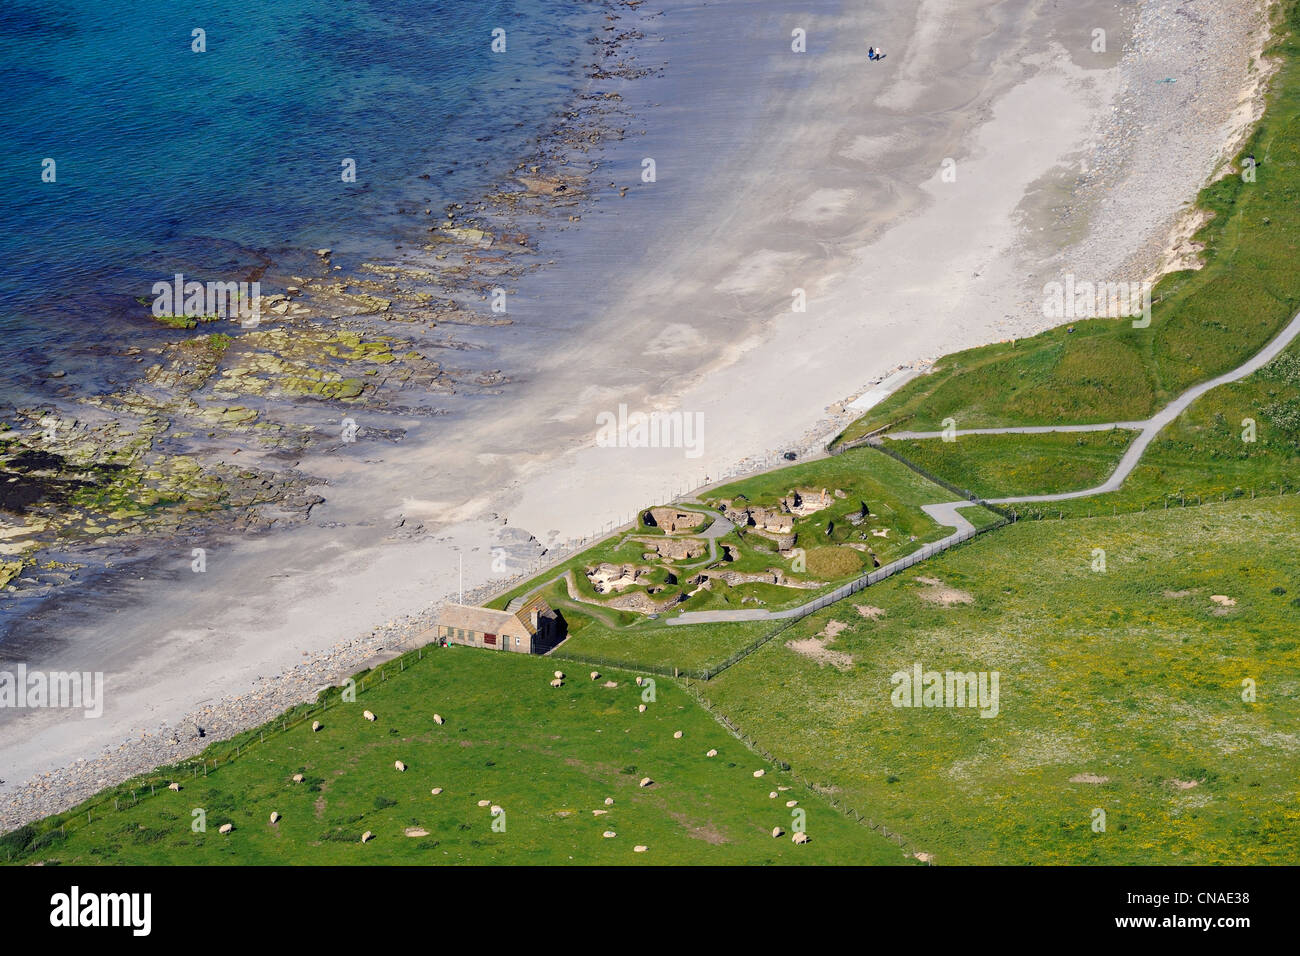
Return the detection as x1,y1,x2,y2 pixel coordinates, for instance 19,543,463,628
0,0,597,387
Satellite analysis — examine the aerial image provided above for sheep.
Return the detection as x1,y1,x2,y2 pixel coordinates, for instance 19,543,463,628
167,782,181,792
433,713,444,725
477,799,491,807
634,845,648,853
270,812,281,824
706,749,718,758
753,769,766,778
361,831,374,843
769,791,778,799
431,787,443,795
218,823,233,835
786,800,799,808
292,773,305,783
771,827,784,838
312,720,322,732
672,730,683,739
590,671,601,680
550,678,564,688
602,831,617,839
593,809,608,817
604,797,614,806
363,710,376,722
490,805,503,816
639,777,653,788
635,676,644,687
395,760,406,772
637,704,646,713
554,671,565,679
792,832,809,845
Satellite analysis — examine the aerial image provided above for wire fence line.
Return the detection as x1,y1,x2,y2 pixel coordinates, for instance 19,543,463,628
678,679,930,863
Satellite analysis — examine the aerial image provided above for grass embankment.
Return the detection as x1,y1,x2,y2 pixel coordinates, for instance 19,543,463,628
704,497,1300,864
2,650,906,866
838,4,1300,447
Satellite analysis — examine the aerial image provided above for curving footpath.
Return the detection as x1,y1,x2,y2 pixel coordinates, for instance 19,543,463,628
667,307,1300,626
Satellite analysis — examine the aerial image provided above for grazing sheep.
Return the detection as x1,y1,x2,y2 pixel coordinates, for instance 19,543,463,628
639,777,653,788
167,782,181,792
363,710,376,722
292,773,305,783
771,827,784,838
602,831,617,839
395,760,407,772
431,787,443,795
490,805,503,816
270,812,281,824
792,832,809,845
634,845,648,853
604,797,614,806
433,713,444,725
312,721,322,732
706,749,718,758
786,800,799,808
753,769,766,778
637,704,646,713
673,731,684,739
477,799,491,807
361,831,374,843
218,823,233,835
769,792,778,799
590,671,601,681
593,809,608,817
554,671,565,679
550,678,564,688
635,677,644,687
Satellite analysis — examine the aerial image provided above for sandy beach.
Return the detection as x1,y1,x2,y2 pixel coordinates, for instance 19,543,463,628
0,0,1274,829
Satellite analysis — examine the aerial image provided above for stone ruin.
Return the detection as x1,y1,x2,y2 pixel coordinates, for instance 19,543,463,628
642,507,706,534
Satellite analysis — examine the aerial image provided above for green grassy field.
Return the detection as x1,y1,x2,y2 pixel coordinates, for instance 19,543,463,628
702,497,1300,864
1,649,907,866
887,430,1136,500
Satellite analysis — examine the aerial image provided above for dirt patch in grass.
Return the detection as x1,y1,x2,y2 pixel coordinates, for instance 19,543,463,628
1069,773,1110,784
404,826,430,837
787,620,854,671
855,605,886,620
916,576,973,606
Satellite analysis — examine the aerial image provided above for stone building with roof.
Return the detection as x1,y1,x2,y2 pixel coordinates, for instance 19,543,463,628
435,594,565,654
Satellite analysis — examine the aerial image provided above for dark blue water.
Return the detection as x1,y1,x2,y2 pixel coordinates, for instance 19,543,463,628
0,0,599,388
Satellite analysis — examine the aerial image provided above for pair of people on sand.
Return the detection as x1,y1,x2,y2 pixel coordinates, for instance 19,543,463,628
868,45,886,60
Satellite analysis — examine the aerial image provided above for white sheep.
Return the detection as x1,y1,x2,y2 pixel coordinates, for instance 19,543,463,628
604,797,614,806
786,800,799,808
634,845,648,853
550,678,564,688
363,710,376,722
590,671,601,680
706,749,718,758
312,720,322,732
477,799,491,807
167,782,181,792
792,832,810,845
672,731,683,739
433,713,444,725
292,773,305,783
395,760,406,772
753,769,766,778
270,812,281,824
602,831,617,839
218,823,233,835
637,704,646,713
639,777,653,788
554,671,565,679
771,827,784,838
361,831,374,843
431,787,443,795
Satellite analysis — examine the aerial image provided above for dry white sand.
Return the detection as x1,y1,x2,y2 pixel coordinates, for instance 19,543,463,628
0,0,1275,828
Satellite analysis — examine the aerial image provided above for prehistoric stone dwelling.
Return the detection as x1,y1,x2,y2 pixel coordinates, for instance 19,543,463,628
643,507,705,533
435,594,565,654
